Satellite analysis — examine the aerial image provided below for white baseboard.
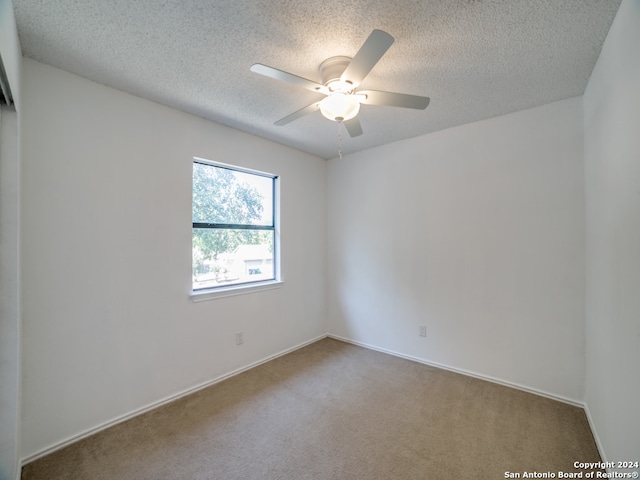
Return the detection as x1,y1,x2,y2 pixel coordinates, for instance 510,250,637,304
583,402,608,466
333,336,609,467
24,333,602,466
328,334,614,464
21,334,328,465
328,334,585,408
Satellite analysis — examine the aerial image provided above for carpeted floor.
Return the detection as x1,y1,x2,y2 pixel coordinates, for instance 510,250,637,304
22,338,602,479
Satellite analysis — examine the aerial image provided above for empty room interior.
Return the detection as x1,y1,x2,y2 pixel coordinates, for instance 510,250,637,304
1,0,639,479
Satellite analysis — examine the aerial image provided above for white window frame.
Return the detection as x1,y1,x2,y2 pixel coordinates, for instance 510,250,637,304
190,158,282,302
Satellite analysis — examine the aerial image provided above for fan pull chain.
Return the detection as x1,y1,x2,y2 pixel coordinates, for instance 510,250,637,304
337,120,344,160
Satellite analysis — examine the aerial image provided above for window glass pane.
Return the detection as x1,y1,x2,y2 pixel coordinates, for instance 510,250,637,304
192,228,275,290
193,162,273,226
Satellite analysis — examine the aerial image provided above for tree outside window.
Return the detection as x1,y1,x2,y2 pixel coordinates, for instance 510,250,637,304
192,160,277,291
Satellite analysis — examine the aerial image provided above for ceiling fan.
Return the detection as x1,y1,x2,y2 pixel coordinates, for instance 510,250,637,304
250,29,430,137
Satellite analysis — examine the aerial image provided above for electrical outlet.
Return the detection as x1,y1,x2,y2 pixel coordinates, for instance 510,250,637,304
235,331,244,345
419,325,427,337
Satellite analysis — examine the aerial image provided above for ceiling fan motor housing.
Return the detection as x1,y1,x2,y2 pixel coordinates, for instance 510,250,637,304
319,56,353,91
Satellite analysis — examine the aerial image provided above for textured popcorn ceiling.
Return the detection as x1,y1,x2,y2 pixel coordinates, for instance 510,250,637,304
13,0,621,159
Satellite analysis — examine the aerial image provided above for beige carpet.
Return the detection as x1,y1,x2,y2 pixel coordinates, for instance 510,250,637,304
22,338,602,479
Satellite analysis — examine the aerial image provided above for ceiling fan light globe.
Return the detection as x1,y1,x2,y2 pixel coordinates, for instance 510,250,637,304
319,93,360,122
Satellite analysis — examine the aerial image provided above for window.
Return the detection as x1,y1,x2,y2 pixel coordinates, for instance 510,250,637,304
192,159,278,292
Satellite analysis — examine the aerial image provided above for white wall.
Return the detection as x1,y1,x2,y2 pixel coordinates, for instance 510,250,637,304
0,105,20,480
0,1,21,478
583,0,640,469
327,97,586,402
20,58,327,460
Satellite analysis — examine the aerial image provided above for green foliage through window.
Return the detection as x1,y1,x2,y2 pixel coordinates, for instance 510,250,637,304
192,161,277,290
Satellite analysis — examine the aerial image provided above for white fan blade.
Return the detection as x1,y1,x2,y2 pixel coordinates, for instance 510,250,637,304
251,64,329,94
358,90,430,110
274,102,320,126
343,117,363,137
340,30,394,88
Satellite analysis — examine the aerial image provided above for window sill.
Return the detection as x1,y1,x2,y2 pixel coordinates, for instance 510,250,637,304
190,280,284,302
